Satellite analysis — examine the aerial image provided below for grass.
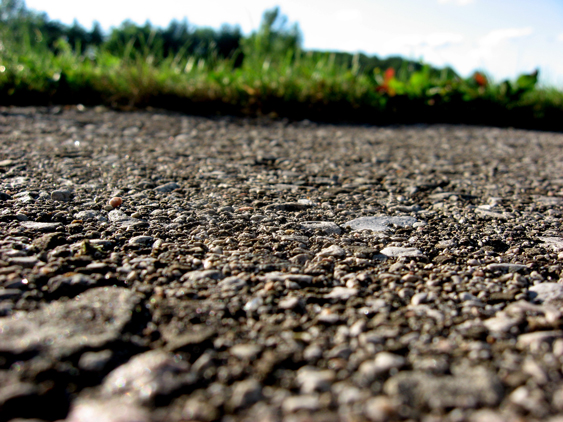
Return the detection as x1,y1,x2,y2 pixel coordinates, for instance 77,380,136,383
1,35,563,131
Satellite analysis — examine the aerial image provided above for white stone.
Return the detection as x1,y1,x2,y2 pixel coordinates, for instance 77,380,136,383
529,282,563,304
343,216,417,232
300,221,342,235
380,247,425,258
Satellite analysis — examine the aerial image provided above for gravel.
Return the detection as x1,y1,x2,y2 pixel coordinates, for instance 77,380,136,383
1,105,563,421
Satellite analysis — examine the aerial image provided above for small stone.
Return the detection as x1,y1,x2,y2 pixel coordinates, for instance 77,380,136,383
31,232,66,251
75,210,100,220
529,283,563,304
411,292,428,305
181,270,224,283
109,197,123,208
317,309,340,324
483,314,520,334
243,296,263,312
364,396,397,422
154,182,180,193
183,395,219,421
66,399,150,422
384,367,503,409
128,235,154,246
296,367,335,393
486,263,527,272
304,344,323,361
101,350,194,404
380,247,425,258
476,209,508,219
300,221,342,235
326,287,358,300
373,352,406,374
539,237,563,251
218,276,247,292
20,221,62,232
0,289,22,300
229,379,263,410
7,256,40,268
317,244,346,258
278,296,301,310
47,273,98,298
78,350,113,372
517,330,563,351
230,344,262,360
51,189,72,201
350,320,366,336
282,395,320,413
344,216,417,232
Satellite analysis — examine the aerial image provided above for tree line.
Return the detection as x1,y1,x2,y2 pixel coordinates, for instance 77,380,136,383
0,0,457,78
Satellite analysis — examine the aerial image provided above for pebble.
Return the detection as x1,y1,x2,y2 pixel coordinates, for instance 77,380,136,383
78,349,113,372
51,189,72,201
74,210,100,220
230,344,262,360
228,379,263,410
7,256,40,268
384,367,503,409
154,182,180,193
109,197,123,208
517,331,563,351
128,235,154,246
317,244,346,258
343,216,417,232
278,296,301,310
539,237,563,251
372,352,406,374
282,395,320,413
326,287,358,300
20,221,62,232
101,350,193,404
380,247,425,258
296,367,335,393
65,399,151,422
243,296,263,312
218,276,247,292
528,283,563,304
300,221,342,235
364,396,397,422
47,273,98,297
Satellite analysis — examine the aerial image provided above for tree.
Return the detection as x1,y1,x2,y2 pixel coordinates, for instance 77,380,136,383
242,7,302,62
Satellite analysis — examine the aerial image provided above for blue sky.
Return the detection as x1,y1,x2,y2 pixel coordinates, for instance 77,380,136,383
24,0,563,86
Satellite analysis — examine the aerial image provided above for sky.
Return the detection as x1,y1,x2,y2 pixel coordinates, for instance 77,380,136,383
24,0,563,86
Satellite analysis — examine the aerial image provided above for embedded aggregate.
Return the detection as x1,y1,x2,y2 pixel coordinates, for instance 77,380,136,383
0,106,563,421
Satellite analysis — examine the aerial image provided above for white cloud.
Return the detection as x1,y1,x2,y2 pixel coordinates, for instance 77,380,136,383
557,33,563,42
479,27,534,48
438,0,475,5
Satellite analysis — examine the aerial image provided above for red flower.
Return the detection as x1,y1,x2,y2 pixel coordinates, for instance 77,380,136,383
384,67,395,83
376,67,396,95
474,72,487,87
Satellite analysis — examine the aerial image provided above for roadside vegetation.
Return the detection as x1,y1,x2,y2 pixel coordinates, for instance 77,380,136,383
1,0,562,130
